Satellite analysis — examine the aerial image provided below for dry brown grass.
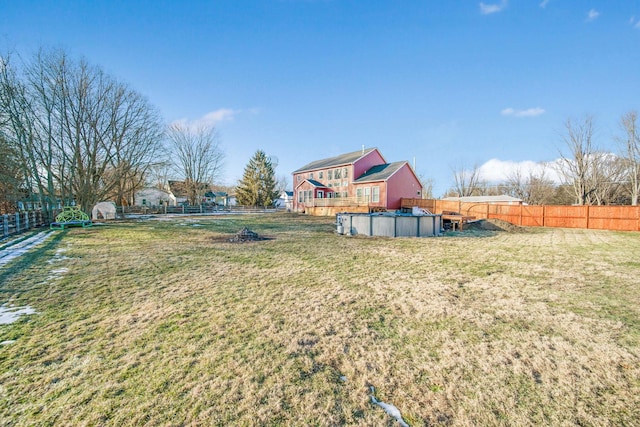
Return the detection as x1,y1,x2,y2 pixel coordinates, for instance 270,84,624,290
0,213,638,426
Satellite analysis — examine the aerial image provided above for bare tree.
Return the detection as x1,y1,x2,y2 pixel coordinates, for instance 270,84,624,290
556,116,598,205
166,123,225,205
146,160,173,190
0,51,59,217
275,174,291,194
0,49,164,215
451,164,482,197
505,163,556,205
589,153,626,205
618,111,640,205
556,116,626,205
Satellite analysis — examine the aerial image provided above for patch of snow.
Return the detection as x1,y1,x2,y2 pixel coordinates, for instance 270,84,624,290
339,375,348,382
1,340,16,345
47,256,71,264
47,247,71,264
50,268,68,274
370,386,409,427
0,304,37,325
0,231,54,267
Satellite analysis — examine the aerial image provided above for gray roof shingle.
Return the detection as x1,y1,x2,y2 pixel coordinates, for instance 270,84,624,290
305,179,327,187
352,161,407,183
293,148,378,173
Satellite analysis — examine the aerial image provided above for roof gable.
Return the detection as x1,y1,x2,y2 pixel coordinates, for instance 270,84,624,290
293,148,379,173
353,161,407,183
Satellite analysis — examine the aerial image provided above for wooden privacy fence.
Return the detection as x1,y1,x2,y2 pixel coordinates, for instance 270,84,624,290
402,199,640,232
2,211,49,239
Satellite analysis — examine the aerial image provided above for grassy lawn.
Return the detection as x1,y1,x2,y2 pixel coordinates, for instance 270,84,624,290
1,213,639,426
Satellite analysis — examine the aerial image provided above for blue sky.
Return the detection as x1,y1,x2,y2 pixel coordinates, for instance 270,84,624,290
2,0,639,195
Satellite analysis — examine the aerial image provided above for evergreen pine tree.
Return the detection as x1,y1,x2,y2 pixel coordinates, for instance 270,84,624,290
236,150,279,206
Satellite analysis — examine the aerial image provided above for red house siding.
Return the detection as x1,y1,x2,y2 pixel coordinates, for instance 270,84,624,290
353,150,386,179
292,149,421,213
386,164,422,209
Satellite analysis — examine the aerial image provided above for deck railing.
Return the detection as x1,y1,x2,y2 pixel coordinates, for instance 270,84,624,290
302,197,371,208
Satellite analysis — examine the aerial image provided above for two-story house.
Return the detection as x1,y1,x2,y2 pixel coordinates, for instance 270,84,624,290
292,148,422,213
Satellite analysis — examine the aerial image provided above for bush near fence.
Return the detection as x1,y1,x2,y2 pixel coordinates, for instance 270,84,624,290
402,199,640,232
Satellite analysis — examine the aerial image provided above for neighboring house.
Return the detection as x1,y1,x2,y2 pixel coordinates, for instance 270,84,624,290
275,191,294,210
203,191,230,206
292,148,422,212
441,195,523,205
167,180,190,205
168,180,220,205
134,187,176,206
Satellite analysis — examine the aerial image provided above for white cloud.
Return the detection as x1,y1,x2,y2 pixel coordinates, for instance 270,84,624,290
539,0,550,8
501,107,546,118
632,16,640,29
478,158,562,183
201,108,240,125
586,9,600,22
479,0,508,15
171,108,241,129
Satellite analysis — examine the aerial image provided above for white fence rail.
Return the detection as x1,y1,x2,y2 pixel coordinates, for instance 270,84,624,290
2,211,49,239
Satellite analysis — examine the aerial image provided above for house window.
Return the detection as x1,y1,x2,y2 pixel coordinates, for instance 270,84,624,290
317,190,324,198
342,180,348,187
334,168,342,179
356,188,363,201
327,192,333,198
372,186,380,203
319,171,323,179
364,187,371,202
309,172,314,179
328,183,332,188
343,167,348,178
335,192,341,198
298,191,303,203
297,175,301,182
328,170,332,180
307,190,313,201
343,192,348,198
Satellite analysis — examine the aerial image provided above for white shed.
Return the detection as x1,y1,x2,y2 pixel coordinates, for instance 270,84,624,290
134,188,176,206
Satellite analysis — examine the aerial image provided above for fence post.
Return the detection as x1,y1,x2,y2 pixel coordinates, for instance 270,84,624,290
519,203,523,226
586,205,590,229
3,215,8,238
24,212,29,230
15,212,20,233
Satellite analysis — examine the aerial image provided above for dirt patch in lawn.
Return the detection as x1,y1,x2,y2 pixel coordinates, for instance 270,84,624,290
210,227,275,243
465,218,525,233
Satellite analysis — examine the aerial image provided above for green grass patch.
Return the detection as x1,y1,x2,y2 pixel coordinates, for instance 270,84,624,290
0,215,639,425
